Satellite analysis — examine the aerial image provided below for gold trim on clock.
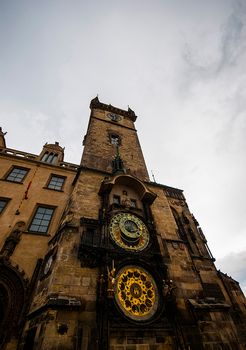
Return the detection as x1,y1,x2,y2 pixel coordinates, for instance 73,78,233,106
114,265,158,321
109,213,149,251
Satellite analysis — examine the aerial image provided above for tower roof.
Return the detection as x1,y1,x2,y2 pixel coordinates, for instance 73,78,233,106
90,96,137,121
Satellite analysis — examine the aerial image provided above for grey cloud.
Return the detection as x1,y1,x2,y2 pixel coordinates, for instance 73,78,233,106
218,0,246,71
216,250,246,294
181,0,246,78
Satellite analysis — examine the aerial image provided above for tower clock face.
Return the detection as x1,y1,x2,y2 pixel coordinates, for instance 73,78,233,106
114,266,159,321
109,213,149,251
106,113,122,122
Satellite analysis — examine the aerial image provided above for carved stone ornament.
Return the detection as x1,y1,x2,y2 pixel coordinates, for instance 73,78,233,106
169,199,186,207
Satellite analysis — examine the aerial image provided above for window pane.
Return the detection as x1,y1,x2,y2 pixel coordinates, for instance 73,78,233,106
46,154,54,163
42,220,50,226
6,167,28,182
111,135,119,145
52,155,58,164
41,152,49,162
32,219,42,225
35,213,43,219
47,176,65,191
0,199,8,213
46,208,54,215
39,226,47,233
29,224,39,231
29,206,54,234
43,214,51,220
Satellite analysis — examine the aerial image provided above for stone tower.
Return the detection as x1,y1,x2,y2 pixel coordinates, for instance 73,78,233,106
1,98,245,349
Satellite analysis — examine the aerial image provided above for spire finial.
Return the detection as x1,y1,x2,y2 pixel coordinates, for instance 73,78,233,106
151,170,156,183
0,127,7,148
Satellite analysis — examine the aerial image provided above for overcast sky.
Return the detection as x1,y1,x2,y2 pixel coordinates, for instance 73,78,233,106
0,0,245,293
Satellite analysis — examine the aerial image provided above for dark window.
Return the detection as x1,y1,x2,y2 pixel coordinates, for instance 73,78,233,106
110,135,120,146
83,228,95,245
29,206,55,234
6,167,28,183
113,195,120,205
41,152,58,164
82,227,100,247
47,175,65,191
0,198,9,214
130,199,137,208
41,152,49,162
203,283,225,300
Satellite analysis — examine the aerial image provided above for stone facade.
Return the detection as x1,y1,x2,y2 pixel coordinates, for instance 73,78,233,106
0,98,246,350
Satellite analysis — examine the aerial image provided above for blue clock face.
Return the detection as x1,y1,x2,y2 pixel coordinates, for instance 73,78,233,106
107,113,122,122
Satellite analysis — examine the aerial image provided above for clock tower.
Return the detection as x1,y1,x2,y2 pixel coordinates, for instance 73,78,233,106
22,97,246,350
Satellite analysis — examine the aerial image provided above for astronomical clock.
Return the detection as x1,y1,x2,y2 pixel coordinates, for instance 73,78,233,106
106,206,163,324
114,265,159,321
109,213,149,252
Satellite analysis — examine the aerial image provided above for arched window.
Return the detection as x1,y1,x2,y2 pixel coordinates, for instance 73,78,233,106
41,152,49,162
41,152,59,164
46,153,54,163
171,207,186,239
51,154,58,164
110,134,120,146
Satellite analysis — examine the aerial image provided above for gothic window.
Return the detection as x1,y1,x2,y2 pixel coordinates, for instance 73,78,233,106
41,152,58,164
110,134,120,146
41,152,49,162
5,167,29,183
51,154,58,164
171,207,186,239
29,206,55,234
47,175,65,191
0,198,10,214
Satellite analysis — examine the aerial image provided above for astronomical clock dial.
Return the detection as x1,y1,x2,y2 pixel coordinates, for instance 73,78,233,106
109,213,149,251
114,266,159,321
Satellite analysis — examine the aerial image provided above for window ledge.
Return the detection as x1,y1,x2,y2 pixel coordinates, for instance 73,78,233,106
43,187,64,192
23,231,51,237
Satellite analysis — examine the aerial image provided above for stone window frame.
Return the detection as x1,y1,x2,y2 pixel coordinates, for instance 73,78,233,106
28,204,56,235
0,197,11,215
45,174,66,191
4,166,29,184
